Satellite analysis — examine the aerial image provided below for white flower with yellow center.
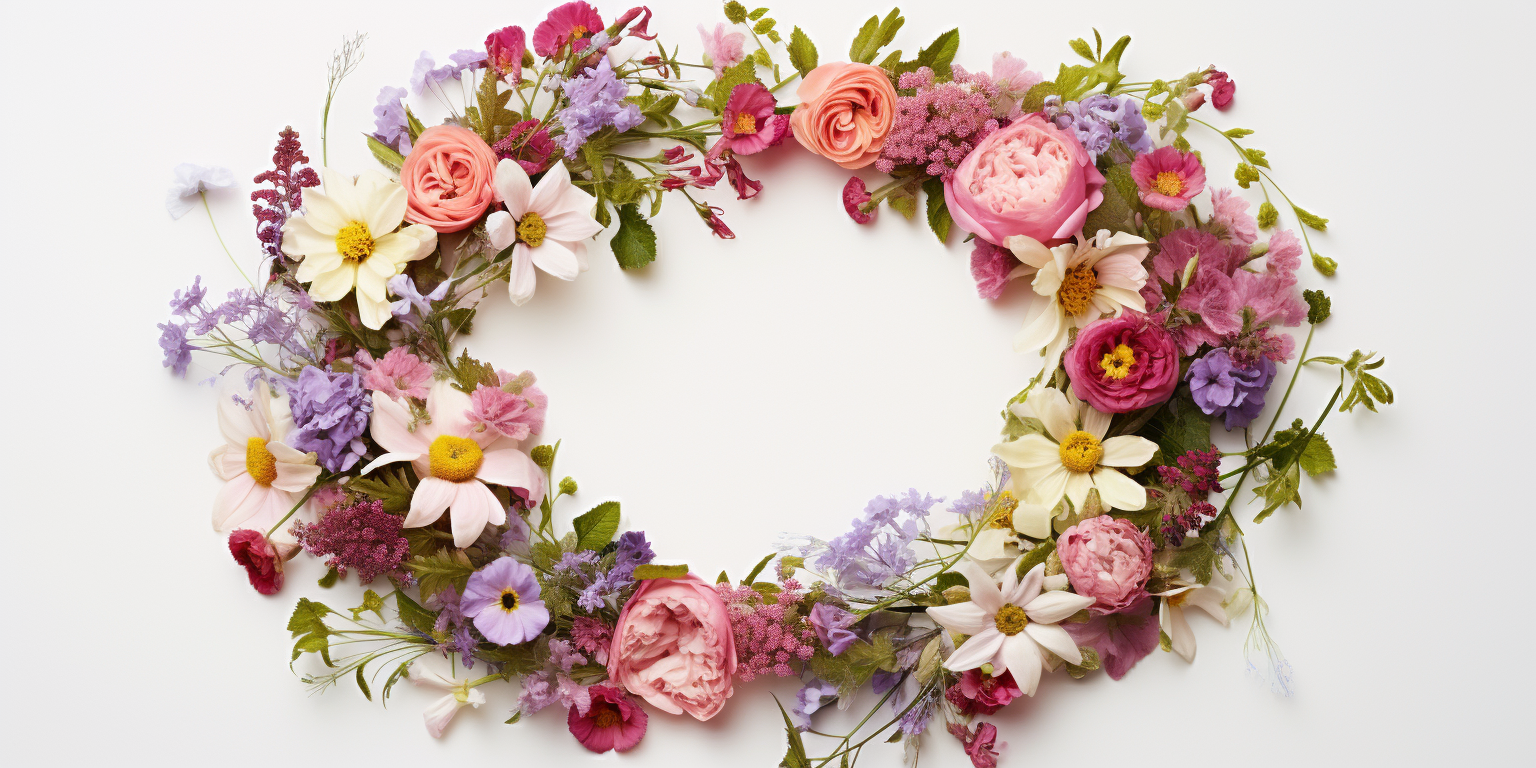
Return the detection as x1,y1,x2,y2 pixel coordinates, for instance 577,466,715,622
1005,229,1149,369
991,387,1156,535
485,160,603,306
280,169,438,329
1154,568,1247,662
209,379,321,543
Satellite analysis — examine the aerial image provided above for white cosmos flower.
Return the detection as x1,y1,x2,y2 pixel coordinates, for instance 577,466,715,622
927,560,1095,696
992,388,1157,536
1006,229,1149,369
1154,568,1245,662
485,160,603,306
209,378,320,544
407,660,486,738
280,169,438,329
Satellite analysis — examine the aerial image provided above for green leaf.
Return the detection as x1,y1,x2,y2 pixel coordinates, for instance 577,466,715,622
355,666,372,701
404,106,426,140
604,162,645,207
1297,432,1336,477
408,550,474,598
915,29,960,80
573,501,621,550
1068,37,1094,61
1244,148,1271,169
1001,414,1047,440
1163,535,1217,584
349,466,416,513
365,135,404,172
788,27,818,76
1257,201,1278,229
1312,252,1338,276
317,567,339,588
706,59,762,114
474,66,518,144
1293,205,1329,231
1082,163,1139,236
287,598,334,637
848,8,904,64
748,7,769,21
724,1,749,24
450,349,501,393
1142,394,1213,461
742,553,776,584
774,697,811,768
1224,127,1255,138
1253,461,1301,523
350,589,387,621
922,177,951,243
382,661,410,702
1234,163,1260,189
1015,539,1056,579
1303,289,1331,324
633,563,691,580
888,184,917,220
393,590,439,635
753,18,776,35
611,204,657,270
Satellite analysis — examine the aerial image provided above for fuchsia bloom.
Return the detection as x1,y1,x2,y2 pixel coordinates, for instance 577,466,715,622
1064,311,1180,414
485,26,527,82
717,83,790,156
361,347,433,400
1130,146,1206,212
698,22,746,77
492,120,559,176
228,529,284,595
948,722,1001,768
1057,516,1155,615
944,669,1023,716
1207,70,1236,110
842,176,875,224
568,685,647,753
532,2,604,58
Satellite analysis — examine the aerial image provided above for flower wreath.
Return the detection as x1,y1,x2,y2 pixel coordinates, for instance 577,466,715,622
158,3,1392,765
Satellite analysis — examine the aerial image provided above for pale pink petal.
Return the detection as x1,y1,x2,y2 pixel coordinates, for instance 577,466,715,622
540,209,602,242
529,239,580,281
404,476,457,528
508,243,537,306
527,158,575,214
370,391,431,454
213,474,264,532
486,210,517,251
446,480,497,547
1024,622,1081,665
1013,563,1045,606
209,445,244,481
494,160,534,219
426,380,475,438
476,448,546,504
956,559,1004,613
1000,635,1042,694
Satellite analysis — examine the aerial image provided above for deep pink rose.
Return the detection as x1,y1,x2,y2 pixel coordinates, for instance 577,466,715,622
228,529,283,595
608,574,736,720
1057,516,1155,615
568,684,647,753
944,113,1105,246
944,669,1023,716
1065,311,1180,414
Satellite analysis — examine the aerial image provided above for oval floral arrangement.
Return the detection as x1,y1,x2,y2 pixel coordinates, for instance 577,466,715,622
157,3,1392,765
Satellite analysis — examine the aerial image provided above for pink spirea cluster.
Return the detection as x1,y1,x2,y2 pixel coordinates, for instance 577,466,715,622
715,579,817,682
290,498,409,583
1157,446,1223,500
875,67,1001,181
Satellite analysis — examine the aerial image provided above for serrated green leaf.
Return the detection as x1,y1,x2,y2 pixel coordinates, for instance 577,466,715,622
753,18,776,34
287,598,334,637
774,697,811,768
350,466,416,513
633,563,691,580
1297,432,1336,477
611,203,657,270
748,7,769,21
393,590,438,635
1142,393,1213,461
922,177,951,243
706,59,762,115
848,8,903,64
605,162,645,207
916,29,960,80
1082,163,1139,236
1303,289,1331,324
408,550,474,598
724,1,748,24
573,501,621,550
1253,461,1301,523
788,27,818,76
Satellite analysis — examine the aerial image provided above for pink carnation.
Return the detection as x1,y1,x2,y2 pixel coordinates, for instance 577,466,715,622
466,384,537,441
1209,187,1257,248
969,239,1021,300
1142,228,1306,356
362,347,433,400
568,685,647,753
842,176,875,224
1130,146,1206,212
228,529,284,595
698,22,746,77
1057,516,1154,615
497,369,548,435
485,25,527,83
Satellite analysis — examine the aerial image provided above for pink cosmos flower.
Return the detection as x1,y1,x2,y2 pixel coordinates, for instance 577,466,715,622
360,381,545,547
466,383,538,441
532,1,604,58
1057,515,1155,615
608,574,736,720
228,529,284,595
486,26,527,82
1209,187,1257,248
568,685,648,753
210,378,321,543
698,22,746,77
1130,146,1206,212
362,347,433,400
716,83,790,156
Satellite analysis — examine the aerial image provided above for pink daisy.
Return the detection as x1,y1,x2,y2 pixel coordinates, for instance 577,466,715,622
1130,146,1207,212
531,1,604,58
716,83,790,156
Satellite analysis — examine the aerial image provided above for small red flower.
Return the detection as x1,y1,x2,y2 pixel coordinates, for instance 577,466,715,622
842,176,875,224
568,685,647,753
531,1,605,58
228,529,284,595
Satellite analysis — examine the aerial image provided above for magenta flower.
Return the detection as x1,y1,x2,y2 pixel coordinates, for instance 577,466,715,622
944,669,1023,716
462,557,549,645
228,529,284,595
969,239,1021,300
532,1,604,58
362,347,433,400
842,176,875,224
698,22,746,77
1063,596,1161,679
1130,145,1206,211
947,722,1001,768
717,83,790,156
1206,70,1236,110
567,685,648,753
485,25,527,82
1064,311,1180,414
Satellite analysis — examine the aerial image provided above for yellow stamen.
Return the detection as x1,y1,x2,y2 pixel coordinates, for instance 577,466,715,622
592,704,620,728
428,435,484,482
732,112,759,135
245,437,278,486
1058,430,1104,474
993,603,1028,636
1152,171,1184,198
1099,344,1137,380
334,221,375,263
570,25,589,37
517,211,547,248
989,491,1019,530
1056,264,1099,316
499,588,520,613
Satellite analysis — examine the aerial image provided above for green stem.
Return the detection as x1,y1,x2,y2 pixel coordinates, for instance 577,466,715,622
266,483,323,538
203,192,254,288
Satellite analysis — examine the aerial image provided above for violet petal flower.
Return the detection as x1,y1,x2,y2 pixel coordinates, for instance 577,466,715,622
1188,348,1277,430
462,557,550,645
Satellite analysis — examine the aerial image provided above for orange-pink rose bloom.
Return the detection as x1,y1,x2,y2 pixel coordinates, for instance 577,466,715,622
607,574,735,720
401,125,498,232
789,62,897,169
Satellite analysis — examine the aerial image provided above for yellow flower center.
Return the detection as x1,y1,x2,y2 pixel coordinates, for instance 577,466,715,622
592,704,620,728
571,25,589,38
428,435,484,482
988,491,1019,530
499,588,520,613
993,603,1028,636
335,221,375,263
1057,264,1099,316
1099,344,1137,380
1153,171,1185,198
245,437,278,486
732,112,759,135
517,211,547,248
1058,430,1104,474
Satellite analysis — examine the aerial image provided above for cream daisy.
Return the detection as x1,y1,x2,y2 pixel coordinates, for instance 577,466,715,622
209,379,321,543
1154,569,1244,662
927,560,1095,696
486,160,603,306
280,169,438,329
992,388,1156,535
1005,229,1149,369
360,381,545,547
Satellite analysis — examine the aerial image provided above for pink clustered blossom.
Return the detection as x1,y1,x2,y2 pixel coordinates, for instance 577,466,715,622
290,498,410,583
875,67,1001,181
1142,228,1306,358
1156,446,1223,500
360,347,433,400
948,721,1001,768
1209,187,1258,248
715,579,817,682
570,617,613,665
969,239,1021,299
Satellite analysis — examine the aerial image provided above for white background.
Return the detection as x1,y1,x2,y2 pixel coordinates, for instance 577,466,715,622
2,0,1531,765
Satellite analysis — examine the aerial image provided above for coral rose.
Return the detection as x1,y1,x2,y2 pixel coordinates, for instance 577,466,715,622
401,125,498,232
944,113,1105,246
1057,516,1155,615
1065,312,1180,414
608,574,736,720
789,63,897,169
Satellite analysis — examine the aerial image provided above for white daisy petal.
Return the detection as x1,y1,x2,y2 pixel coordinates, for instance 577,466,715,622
1090,467,1148,511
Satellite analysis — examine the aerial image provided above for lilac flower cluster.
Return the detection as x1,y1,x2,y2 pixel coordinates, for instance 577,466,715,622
875,67,1000,180
1043,94,1153,163
552,531,656,612
287,366,372,472
516,638,592,717
157,277,318,378
810,490,939,597
251,127,320,263
427,587,479,668
372,86,412,154
554,58,643,156
290,497,409,583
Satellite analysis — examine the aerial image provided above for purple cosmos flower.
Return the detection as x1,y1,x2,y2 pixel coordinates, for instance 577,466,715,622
1188,347,1277,430
287,366,372,472
462,557,550,646
808,603,860,656
554,58,644,155
372,86,412,154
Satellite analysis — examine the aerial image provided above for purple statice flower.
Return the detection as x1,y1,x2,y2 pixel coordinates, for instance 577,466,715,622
251,127,321,263
875,67,1000,181
1044,94,1153,163
554,58,644,155
896,688,938,736
169,275,207,316
810,490,939,597
157,321,196,377
808,603,860,656
462,557,550,645
287,366,372,472
611,530,655,581
372,86,412,154
577,572,615,612
792,679,840,730
1188,348,1277,430
290,498,409,583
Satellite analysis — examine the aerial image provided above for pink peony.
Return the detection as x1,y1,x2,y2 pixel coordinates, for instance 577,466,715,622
716,83,790,156
1057,516,1155,615
485,25,527,83
1209,187,1257,248
608,574,736,720
944,113,1105,246
568,685,647,753
969,239,1021,299
790,63,898,169
496,369,548,435
532,1,604,58
1130,145,1206,212
401,125,499,232
362,347,433,400
1064,312,1180,414
944,669,1023,716
698,22,746,78
228,529,284,595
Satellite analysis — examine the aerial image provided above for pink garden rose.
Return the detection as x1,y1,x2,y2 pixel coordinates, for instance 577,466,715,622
789,63,897,169
944,113,1105,246
608,574,736,720
1064,311,1180,414
401,125,499,232
1057,516,1155,615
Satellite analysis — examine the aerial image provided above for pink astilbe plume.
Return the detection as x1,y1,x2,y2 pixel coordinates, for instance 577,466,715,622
715,578,817,682
875,67,1001,181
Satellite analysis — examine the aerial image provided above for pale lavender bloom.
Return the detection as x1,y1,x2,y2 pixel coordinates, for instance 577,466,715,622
792,679,840,729
811,490,939,597
448,49,487,73
157,321,196,377
896,689,937,735
516,670,592,716
547,638,587,672
1188,348,1277,430
462,557,550,645
409,52,456,94
166,163,234,219
1044,94,1152,162
553,551,600,573
388,274,451,327
577,573,614,612
169,276,207,317
287,366,372,472
372,86,412,153
554,58,644,155
808,603,860,656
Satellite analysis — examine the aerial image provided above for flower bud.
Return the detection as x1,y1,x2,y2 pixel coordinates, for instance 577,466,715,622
559,476,578,495
530,444,554,468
